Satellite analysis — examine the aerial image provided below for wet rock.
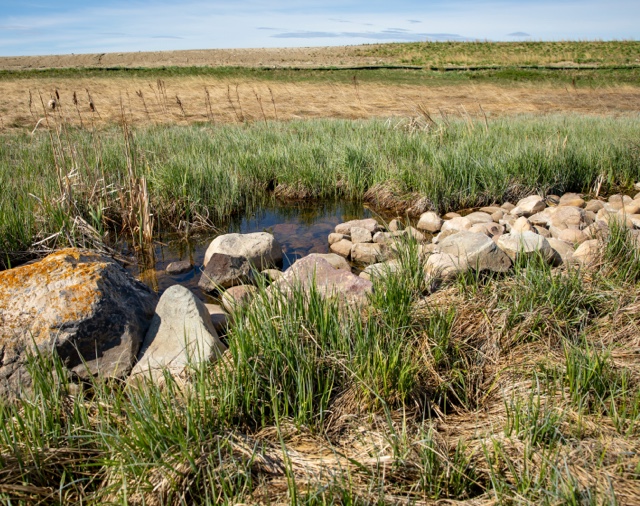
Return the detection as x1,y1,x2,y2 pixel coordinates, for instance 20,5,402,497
271,256,373,306
496,232,554,263
131,285,225,380
511,195,546,217
0,249,157,398
330,239,353,259
351,243,388,264
417,211,443,233
204,232,282,269
350,226,373,244
198,253,252,292
436,231,512,273
221,285,258,313
166,260,193,275
334,218,379,235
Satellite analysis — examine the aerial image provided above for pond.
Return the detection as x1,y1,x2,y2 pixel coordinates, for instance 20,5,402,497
125,201,394,302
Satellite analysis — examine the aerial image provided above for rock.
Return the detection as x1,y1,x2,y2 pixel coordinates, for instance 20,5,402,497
419,243,437,257
304,253,351,271
328,233,348,245
221,285,258,313
350,226,373,244
496,232,554,263
351,243,388,264
501,202,515,211
165,260,193,275
198,253,252,292
373,231,401,244
424,253,465,281
405,226,426,242
585,199,605,213
557,228,588,245
271,256,373,306
261,269,283,282
499,214,516,228
534,226,551,238
416,211,443,233
608,194,632,207
559,193,585,208
388,219,404,232
465,212,493,225
635,183,640,191
528,208,556,227
131,286,225,380
597,209,634,229
584,221,609,239
443,212,461,220
618,199,640,215
436,231,512,273
547,238,575,265
511,195,546,217
204,303,228,333
549,206,587,230
480,206,502,214
0,249,156,397
512,216,534,233
441,217,472,234
573,239,600,266
630,214,640,229
330,239,353,258
361,260,401,280
491,210,505,222
204,232,282,269
546,195,560,206
469,222,504,237
335,218,379,235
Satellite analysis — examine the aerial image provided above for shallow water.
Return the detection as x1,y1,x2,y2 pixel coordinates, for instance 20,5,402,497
126,201,388,302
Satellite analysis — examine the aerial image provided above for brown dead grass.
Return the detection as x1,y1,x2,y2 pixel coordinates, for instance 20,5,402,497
2,76,640,131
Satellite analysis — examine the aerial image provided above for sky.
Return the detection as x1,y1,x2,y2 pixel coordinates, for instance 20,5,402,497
0,0,638,56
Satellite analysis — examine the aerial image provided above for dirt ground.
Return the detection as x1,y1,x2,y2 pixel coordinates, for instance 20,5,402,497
1,75,639,131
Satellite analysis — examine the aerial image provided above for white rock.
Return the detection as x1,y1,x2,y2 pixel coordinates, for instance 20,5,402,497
350,226,373,244
416,211,443,232
511,195,546,217
496,231,554,263
204,232,282,268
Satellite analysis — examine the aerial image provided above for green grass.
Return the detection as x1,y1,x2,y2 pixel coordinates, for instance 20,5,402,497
3,233,640,503
2,114,639,267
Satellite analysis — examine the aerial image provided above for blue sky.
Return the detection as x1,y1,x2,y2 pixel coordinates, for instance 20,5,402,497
0,0,638,56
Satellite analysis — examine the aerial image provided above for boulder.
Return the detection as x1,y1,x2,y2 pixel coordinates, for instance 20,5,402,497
549,206,587,230
417,212,443,232
131,286,225,380
203,232,282,269
405,226,426,242
360,260,401,281
328,233,349,245
221,285,258,313
559,193,585,208
261,269,283,282
465,212,493,225
557,228,588,245
330,239,353,259
0,249,157,398
511,216,534,233
585,199,605,213
271,256,373,306
573,239,600,266
436,231,512,273
496,232,554,263
350,226,373,244
304,253,351,271
443,212,461,220
424,253,465,281
491,210,505,222
547,238,574,265
351,243,388,264
441,217,472,234
480,206,503,214
204,303,228,333
165,260,193,275
528,208,556,227
501,202,515,211
198,253,252,292
469,222,504,237
335,218,379,235
534,226,552,238
511,195,546,217
608,194,632,208
388,219,404,232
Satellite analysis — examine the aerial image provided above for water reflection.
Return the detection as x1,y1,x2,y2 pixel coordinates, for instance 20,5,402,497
127,201,390,302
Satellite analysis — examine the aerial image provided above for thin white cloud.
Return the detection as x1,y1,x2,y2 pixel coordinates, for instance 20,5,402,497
0,0,637,56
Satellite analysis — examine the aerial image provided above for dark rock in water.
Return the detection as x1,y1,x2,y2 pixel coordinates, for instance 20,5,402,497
166,260,193,275
0,248,157,399
198,253,252,292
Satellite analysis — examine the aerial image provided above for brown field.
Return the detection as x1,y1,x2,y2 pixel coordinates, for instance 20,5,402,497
2,76,640,131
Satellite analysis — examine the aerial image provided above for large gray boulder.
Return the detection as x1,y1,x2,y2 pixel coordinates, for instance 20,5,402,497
198,253,252,292
203,232,282,269
436,231,512,273
496,232,555,262
131,285,225,380
270,256,373,306
0,249,157,398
